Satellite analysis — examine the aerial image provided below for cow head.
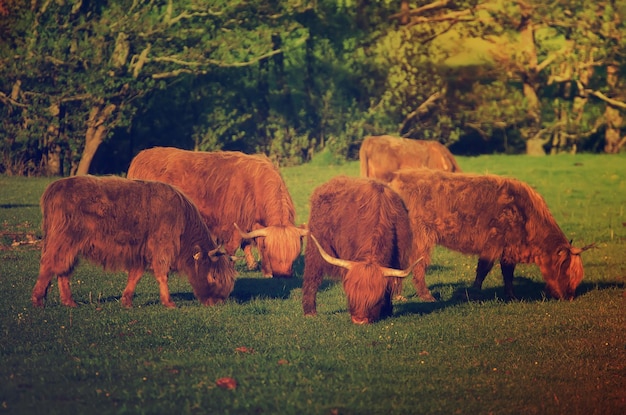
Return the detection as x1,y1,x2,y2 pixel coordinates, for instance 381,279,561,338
309,234,419,324
539,244,592,300
192,245,236,305
235,223,307,278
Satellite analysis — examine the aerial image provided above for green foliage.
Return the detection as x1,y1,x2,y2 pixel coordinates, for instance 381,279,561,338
1,156,625,414
3,0,626,176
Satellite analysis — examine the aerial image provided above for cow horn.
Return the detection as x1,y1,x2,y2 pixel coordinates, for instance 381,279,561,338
309,234,355,270
234,222,268,239
380,257,423,278
570,243,597,255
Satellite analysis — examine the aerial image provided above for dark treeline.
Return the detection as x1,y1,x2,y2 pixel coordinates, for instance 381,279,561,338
1,0,625,176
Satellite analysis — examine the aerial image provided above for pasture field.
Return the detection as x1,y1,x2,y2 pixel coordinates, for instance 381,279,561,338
1,154,625,415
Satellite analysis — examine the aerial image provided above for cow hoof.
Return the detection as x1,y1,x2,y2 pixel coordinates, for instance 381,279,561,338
418,293,436,302
351,316,370,325
62,300,78,307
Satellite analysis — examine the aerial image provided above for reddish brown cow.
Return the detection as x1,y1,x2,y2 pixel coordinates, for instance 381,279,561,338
302,176,428,324
360,135,462,182
388,168,591,300
127,147,306,278
31,176,236,308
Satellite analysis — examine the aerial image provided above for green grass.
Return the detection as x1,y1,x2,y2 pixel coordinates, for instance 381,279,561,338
1,155,625,415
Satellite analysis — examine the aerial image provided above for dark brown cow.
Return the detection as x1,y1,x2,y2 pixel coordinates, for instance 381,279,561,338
127,147,306,278
31,176,236,308
302,176,428,324
388,168,591,300
360,135,462,182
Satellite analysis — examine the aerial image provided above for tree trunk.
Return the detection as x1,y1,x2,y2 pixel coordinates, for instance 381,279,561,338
75,103,116,176
517,12,542,154
604,64,624,153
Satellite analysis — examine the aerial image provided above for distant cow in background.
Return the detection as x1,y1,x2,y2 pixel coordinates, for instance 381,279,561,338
303,176,430,325
388,168,592,300
32,176,236,308
360,135,461,182
127,147,307,278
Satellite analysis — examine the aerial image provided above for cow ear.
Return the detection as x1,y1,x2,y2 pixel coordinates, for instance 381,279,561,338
193,245,202,262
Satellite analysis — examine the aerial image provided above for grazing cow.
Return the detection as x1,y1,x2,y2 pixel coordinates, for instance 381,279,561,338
31,176,236,308
302,176,428,324
360,135,462,182
127,147,306,278
388,168,591,300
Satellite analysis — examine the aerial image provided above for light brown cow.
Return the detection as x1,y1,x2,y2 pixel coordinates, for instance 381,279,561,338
388,168,592,300
127,147,306,278
360,135,462,182
32,176,236,308
303,176,430,324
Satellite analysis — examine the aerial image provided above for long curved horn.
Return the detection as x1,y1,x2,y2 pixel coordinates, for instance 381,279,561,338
309,234,355,270
234,222,269,239
570,242,597,255
380,257,423,278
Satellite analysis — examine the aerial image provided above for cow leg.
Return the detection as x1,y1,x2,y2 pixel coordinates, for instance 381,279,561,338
57,273,78,307
302,269,323,316
473,258,495,290
242,242,259,271
121,268,144,308
31,267,55,307
500,261,517,301
153,272,176,308
411,261,436,302
381,286,394,319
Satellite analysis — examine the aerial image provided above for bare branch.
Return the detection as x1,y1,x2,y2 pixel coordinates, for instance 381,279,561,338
149,35,308,78
0,91,28,108
536,41,573,74
400,92,442,134
389,0,452,20
587,89,626,110
151,68,197,79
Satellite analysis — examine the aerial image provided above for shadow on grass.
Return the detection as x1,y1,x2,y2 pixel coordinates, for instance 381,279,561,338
394,275,625,318
71,266,624,310
0,204,39,209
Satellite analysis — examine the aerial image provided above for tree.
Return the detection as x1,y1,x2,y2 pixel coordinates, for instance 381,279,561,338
0,0,310,175
381,0,626,154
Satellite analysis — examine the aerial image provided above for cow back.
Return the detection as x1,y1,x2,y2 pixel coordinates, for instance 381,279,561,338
308,175,413,271
127,147,296,244
389,168,569,262
360,135,461,182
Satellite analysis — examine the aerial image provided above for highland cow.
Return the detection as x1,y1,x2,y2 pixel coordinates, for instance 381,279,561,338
127,147,306,278
388,168,591,300
360,135,462,182
31,176,236,308
303,176,428,324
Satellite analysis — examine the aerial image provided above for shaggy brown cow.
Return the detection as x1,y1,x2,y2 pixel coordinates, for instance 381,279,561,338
360,135,462,182
388,168,590,300
302,176,428,324
127,147,306,278
31,176,236,308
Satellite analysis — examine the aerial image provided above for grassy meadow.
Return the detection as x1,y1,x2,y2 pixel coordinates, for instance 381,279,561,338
0,153,625,414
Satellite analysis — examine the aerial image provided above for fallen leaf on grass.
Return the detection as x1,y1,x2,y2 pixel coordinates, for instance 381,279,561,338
216,377,237,390
235,346,254,354
277,359,289,365
495,337,516,345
